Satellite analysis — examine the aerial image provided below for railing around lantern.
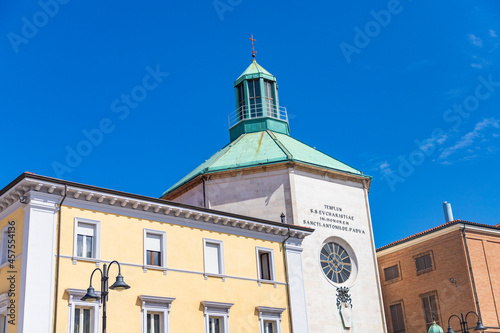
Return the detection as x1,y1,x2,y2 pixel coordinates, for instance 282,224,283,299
228,103,288,128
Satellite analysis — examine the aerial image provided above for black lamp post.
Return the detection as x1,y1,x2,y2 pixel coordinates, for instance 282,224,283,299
81,260,130,333
446,311,487,333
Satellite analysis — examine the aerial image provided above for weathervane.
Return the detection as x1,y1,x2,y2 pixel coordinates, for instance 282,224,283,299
248,35,257,59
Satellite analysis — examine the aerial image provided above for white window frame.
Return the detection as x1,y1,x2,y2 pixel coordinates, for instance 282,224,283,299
0,226,8,267
66,289,101,333
256,247,277,286
139,295,175,333
257,306,285,333
72,218,100,264
202,301,233,333
203,239,225,280
0,293,9,333
143,229,167,274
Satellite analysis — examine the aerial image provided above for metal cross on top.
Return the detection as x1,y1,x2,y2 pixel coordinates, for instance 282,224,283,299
248,35,257,58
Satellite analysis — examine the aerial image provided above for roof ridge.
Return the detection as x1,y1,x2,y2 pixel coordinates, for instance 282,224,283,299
278,133,364,175
266,130,293,161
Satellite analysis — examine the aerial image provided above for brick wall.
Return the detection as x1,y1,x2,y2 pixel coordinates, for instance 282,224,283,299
377,229,476,333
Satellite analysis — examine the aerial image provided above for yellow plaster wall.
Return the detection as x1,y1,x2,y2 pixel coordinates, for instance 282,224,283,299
0,207,24,332
55,205,291,332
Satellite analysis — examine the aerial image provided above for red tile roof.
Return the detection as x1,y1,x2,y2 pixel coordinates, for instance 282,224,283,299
376,219,500,252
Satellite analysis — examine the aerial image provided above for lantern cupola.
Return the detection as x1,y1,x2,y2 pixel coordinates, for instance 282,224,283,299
228,59,290,142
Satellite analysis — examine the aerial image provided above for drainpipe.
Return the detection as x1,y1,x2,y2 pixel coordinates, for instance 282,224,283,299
281,213,294,333
202,177,207,208
462,226,482,319
52,185,68,333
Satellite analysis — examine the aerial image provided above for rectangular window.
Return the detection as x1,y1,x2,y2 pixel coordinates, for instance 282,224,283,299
143,230,166,269
422,293,440,330
74,307,93,333
390,303,406,333
73,219,100,260
203,301,232,333
67,289,100,333
384,265,400,281
264,80,275,117
248,79,262,118
0,314,6,333
257,306,284,333
204,239,224,276
237,84,246,120
146,234,162,266
208,316,222,333
415,253,433,272
257,247,275,282
264,320,276,333
140,295,174,333
147,312,163,333
0,226,8,265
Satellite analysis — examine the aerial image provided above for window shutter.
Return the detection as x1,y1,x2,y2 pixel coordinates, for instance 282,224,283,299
205,243,220,274
146,234,162,252
77,223,95,236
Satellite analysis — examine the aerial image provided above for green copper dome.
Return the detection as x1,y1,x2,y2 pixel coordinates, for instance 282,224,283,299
161,130,369,197
428,321,444,333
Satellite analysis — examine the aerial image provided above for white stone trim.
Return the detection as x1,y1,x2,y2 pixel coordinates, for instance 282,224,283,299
284,241,309,333
202,301,233,333
143,229,167,274
18,191,60,333
139,295,175,333
203,238,225,280
0,225,8,266
255,247,277,287
0,293,9,331
72,217,101,264
59,254,288,285
66,288,101,333
257,306,285,333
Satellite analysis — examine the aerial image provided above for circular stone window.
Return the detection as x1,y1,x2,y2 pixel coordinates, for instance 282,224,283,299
320,242,352,284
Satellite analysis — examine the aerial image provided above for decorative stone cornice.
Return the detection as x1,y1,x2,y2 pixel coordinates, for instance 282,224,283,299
0,174,312,240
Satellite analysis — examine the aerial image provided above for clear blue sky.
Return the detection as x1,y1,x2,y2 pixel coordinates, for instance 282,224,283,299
1,0,499,247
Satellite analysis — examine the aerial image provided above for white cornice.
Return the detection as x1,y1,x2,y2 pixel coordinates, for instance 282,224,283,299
0,177,312,240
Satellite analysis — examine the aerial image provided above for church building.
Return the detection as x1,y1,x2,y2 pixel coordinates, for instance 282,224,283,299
162,55,387,332
0,48,387,333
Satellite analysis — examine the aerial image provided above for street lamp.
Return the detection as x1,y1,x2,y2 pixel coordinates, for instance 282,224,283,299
81,260,130,333
446,311,487,333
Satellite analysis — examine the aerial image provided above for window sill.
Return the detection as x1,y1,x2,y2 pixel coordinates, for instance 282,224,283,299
72,257,100,266
204,273,226,282
384,277,402,285
416,268,434,276
258,279,278,288
143,265,167,275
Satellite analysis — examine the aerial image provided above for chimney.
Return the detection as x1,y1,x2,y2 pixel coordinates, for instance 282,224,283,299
443,201,454,222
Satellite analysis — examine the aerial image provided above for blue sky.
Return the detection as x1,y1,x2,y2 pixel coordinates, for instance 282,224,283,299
1,0,499,247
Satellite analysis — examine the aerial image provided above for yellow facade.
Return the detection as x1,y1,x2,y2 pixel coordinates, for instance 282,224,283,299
0,173,310,332
55,205,292,332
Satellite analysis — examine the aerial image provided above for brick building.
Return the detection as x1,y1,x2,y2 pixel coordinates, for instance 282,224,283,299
377,220,500,333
